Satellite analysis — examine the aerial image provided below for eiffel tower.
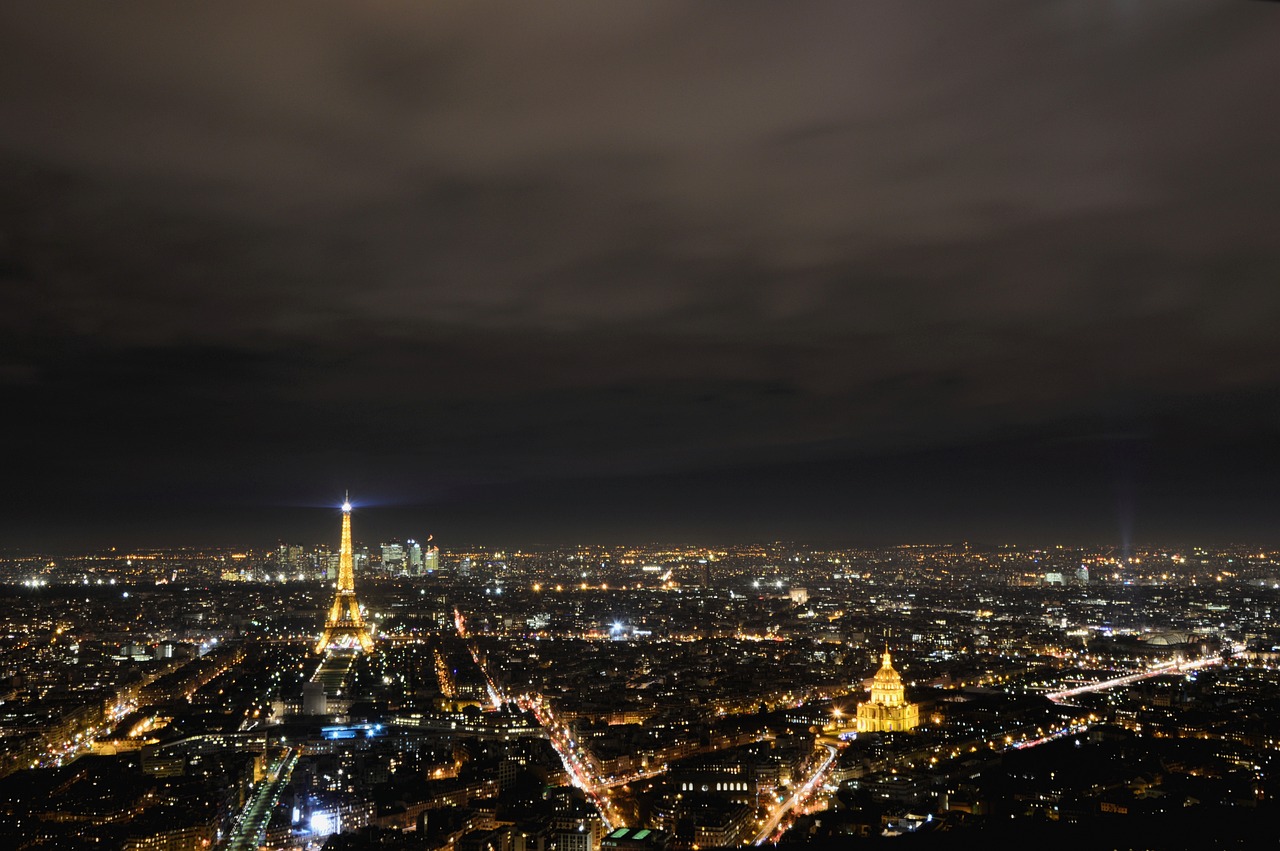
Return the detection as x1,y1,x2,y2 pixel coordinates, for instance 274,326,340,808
316,495,375,654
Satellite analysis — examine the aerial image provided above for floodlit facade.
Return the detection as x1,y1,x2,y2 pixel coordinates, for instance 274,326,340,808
855,650,919,733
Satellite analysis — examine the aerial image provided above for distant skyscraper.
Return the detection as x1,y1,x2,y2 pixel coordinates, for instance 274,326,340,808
278,543,306,573
316,496,375,654
381,542,405,574
312,545,332,580
407,540,423,574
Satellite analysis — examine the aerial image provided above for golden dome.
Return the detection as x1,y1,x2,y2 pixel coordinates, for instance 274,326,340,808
873,651,901,683
857,648,919,733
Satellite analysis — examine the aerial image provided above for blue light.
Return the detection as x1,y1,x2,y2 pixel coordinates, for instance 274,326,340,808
322,723,383,741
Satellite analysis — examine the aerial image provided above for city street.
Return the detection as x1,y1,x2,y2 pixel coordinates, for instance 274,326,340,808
752,744,840,845
226,748,298,851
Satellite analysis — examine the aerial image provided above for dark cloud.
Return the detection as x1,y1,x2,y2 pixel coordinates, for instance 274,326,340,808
1,2,1279,547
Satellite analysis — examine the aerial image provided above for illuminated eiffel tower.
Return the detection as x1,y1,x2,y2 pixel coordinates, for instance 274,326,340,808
315,495,375,654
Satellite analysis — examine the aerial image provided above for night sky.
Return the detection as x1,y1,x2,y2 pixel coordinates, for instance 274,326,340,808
2,3,1279,550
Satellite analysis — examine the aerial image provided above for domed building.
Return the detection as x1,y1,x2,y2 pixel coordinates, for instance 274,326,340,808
855,650,919,733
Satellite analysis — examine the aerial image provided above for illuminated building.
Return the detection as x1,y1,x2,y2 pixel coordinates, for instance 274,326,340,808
381,541,405,573
553,814,604,851
855,650,919,733
295,794,376,840
316,497,375,654
122,820,217,851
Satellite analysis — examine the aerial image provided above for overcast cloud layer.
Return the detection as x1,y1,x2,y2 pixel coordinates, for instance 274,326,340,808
2,2,1279,547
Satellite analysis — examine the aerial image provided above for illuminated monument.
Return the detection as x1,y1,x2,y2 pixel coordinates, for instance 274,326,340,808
855,649,919,733
316,496,375,654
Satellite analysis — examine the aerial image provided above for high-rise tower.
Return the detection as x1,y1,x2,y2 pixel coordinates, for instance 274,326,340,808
316,496,375,654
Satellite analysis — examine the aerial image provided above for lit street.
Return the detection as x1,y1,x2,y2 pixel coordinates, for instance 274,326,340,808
225,748,298,851
752,744,840,845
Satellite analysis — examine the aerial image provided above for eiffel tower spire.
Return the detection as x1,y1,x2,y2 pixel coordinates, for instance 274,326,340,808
316,496,375,654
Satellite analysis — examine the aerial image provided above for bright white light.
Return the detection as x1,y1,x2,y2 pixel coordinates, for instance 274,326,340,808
310,811,337,835
342,501,352,512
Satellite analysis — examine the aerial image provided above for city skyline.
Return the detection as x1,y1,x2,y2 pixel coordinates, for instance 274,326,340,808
0,528,1276,848
2,3,1280,549
4,5,1280,843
